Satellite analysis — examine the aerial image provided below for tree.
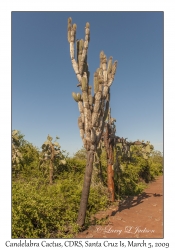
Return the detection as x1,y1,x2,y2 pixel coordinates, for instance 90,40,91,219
93,140,105,184
12,130,23,173
40,135,66,185
130,140,154,160
103,108,116,201
67,17,118,226
73,147,87,160
12,130,40,178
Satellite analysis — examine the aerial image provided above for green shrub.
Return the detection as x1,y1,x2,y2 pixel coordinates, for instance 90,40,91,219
12,168,109,238
114,149,163,197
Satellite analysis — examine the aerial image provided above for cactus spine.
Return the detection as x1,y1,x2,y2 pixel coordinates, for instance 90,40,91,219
67,17,118,227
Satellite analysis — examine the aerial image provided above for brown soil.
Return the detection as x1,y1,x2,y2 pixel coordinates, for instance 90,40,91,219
75,175,163,239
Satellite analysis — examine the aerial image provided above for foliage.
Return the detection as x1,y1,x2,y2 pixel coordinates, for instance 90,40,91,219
12,176,80,238
115,163,147,196
148,150,163,176
12,171,109,238
12,130,163,238
40,135,61,161
12,130,23,173
73,147,87,161
113,144,163,197
40,135,66,184
12,130,39,178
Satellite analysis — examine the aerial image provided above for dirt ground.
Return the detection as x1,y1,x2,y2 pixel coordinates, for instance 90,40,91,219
75,175,163,239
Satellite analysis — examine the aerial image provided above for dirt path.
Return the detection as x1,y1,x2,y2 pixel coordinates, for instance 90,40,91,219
76,175,163,239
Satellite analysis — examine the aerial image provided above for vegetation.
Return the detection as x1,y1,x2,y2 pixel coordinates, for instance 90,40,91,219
12,130,163,238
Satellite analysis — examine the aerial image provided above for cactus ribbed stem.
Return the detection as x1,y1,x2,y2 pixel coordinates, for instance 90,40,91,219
68,17,118,227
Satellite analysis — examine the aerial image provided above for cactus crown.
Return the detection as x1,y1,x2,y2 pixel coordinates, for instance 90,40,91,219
96,68,100,74
68,17,118,152
68,17,72,23
86,22,90,28
100,51,104,59
102,54,107,62
73,23,77,30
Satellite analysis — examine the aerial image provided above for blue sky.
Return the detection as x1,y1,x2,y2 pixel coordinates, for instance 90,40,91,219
12,12,163,156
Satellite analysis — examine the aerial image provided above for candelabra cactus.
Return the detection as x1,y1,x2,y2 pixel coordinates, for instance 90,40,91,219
40,135,65,185
115,139,154,161
12,130,23,171
67,17,118,226
93,140,104,184
103,108,117,202
140,141,154,159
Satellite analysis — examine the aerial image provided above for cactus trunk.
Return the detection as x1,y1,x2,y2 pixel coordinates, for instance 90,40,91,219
49,159,53,185
104,122,115,201
41,135,62,185
77,150,94,226
107,164,115,201
107,143,115,201
49,144,55,185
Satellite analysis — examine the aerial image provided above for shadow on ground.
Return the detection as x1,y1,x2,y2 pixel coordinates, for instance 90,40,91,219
111,192,163,216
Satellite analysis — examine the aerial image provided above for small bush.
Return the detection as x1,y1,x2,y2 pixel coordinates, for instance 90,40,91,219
113,149,163,197
12,168,109,238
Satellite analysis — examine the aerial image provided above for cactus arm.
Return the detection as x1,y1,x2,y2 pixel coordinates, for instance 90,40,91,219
67,17,72,43
79,23,90,75
67,18,82,83
107,56,113,74
107,60,118,87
